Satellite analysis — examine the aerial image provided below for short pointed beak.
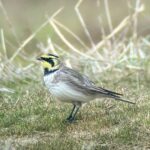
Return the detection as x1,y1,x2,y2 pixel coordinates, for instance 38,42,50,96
37,57,42,61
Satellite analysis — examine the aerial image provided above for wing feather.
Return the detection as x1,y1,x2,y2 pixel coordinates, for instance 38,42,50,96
56,66,135,104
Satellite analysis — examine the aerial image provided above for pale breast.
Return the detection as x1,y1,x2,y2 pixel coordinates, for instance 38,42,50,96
43,74,91,103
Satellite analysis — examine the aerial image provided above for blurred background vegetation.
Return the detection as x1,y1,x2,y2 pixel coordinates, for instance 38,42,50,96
0,1,150,149
0,0,150,81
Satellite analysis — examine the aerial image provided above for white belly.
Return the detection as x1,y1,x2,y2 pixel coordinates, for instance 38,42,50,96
44,74,91,103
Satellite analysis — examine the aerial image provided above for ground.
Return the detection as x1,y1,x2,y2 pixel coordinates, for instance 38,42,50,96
0,70,150,150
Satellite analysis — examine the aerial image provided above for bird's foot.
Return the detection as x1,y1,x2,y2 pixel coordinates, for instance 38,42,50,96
66,115,72,121
65,116,76,123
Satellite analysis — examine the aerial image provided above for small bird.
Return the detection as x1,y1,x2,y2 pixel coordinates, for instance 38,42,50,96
37,53,135,122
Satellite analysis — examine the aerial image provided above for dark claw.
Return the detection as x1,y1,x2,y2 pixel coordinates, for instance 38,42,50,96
63,117,75,123
67,117,75,123
66,115,72,121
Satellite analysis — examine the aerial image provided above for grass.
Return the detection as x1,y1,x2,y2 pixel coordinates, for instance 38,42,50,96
0,70,150,149
0,0,150,149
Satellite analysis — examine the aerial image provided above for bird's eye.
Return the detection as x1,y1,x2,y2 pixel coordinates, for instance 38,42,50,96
48,59,55,67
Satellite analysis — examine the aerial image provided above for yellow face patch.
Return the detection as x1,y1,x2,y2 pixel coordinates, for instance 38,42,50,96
41,61,52,70
39,54,60,70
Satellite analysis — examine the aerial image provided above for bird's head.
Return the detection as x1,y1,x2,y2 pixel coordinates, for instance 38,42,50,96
37,53,60,74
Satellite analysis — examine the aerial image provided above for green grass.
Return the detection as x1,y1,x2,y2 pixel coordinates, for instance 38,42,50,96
0,0,150,149
0,70,150,149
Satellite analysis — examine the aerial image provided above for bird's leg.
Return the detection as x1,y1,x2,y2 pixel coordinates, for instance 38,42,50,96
68,106,80,122
66,104,76,120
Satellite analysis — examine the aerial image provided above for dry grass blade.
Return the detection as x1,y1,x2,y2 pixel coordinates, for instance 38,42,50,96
0,87,15,93
53,43,75,58
53,19,89,50
0,0,20,44
75,0,95,48
9,7,64,62
142,38,150,47
49,19,94,59
47,38,57,55
0,29,7,58
104,0,114,37
89,16,130,54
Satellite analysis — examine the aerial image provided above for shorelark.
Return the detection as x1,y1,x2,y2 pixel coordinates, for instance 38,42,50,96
37,53,135,122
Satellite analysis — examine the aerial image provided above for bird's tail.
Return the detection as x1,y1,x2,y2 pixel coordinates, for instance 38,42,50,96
109,94,135,104
96,87,135,104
